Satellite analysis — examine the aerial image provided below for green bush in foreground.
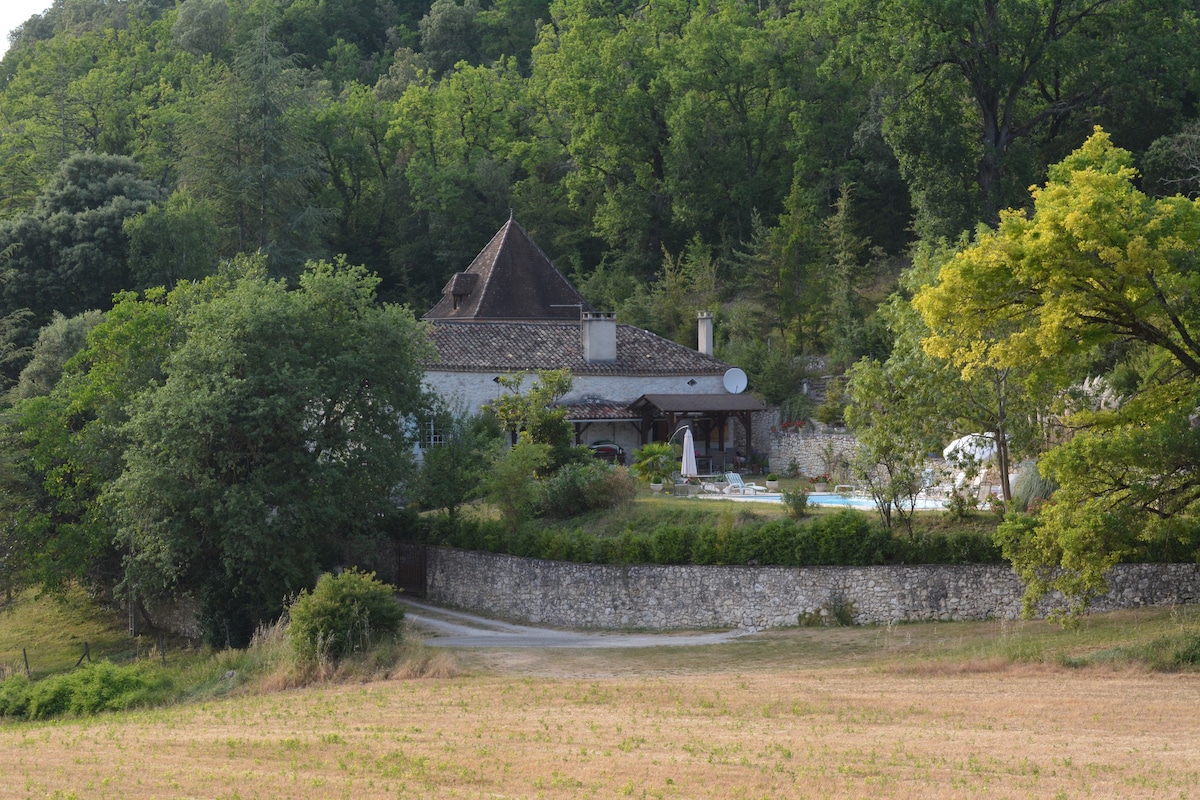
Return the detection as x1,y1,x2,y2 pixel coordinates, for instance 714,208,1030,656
287,570,404,662
0,660,173,720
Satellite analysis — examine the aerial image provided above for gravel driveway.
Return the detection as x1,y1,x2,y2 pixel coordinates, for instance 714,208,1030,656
400,597,753,648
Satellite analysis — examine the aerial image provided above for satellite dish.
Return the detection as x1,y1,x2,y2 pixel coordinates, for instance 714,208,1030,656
723,367,748,394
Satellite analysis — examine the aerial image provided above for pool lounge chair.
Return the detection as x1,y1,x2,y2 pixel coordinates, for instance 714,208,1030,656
724,472,767,495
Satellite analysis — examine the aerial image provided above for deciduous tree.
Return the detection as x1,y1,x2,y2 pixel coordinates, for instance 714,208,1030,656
916,128,1200,612
822,0,1197,236
113,257,431,645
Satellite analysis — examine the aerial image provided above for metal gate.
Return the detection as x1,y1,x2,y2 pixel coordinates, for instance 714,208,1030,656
395,543,428,597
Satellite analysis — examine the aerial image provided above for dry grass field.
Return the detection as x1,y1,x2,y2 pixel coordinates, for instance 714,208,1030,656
4,610,1200,799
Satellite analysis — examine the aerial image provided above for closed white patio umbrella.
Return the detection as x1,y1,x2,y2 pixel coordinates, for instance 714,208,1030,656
681,427,699,478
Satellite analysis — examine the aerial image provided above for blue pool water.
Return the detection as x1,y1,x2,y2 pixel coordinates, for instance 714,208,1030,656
805,492,878,508
803,493,945,510
701,491,946,511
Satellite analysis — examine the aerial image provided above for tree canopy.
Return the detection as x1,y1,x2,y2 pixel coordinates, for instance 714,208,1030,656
913,128,1200,613
1,257,431,645
1,0,1189,359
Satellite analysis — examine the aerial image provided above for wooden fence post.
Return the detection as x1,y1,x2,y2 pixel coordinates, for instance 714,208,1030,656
22,647,30,678
128,592,140,637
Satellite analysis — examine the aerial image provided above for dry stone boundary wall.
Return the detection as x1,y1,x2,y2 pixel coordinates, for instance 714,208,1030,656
768,428,859,479
425,548,1200,629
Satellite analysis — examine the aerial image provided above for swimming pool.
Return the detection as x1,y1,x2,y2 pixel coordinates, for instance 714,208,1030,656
699,491,946,510
805,493,945,510
805,492,877,509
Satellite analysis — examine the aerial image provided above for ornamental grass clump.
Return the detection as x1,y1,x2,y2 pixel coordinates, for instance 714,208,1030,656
287,570,403,663
782,488,809,518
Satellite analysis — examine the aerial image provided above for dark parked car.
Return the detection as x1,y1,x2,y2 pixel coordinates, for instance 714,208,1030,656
588,440,625,464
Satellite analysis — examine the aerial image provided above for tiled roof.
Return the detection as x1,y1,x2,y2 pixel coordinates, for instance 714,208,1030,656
423,321,730,376
423,217,593,321
634,393,766,413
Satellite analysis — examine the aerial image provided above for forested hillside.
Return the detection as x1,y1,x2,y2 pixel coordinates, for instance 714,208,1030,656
2,0,1197,381
2,0,1199,635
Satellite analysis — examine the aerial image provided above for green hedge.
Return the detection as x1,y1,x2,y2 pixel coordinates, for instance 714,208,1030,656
419,509,1004,567
0,660,173,720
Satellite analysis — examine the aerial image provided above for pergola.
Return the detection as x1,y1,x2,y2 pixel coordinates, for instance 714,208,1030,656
630,393,766,471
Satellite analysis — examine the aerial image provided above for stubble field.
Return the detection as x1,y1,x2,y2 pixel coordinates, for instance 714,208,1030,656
3,613,1199,799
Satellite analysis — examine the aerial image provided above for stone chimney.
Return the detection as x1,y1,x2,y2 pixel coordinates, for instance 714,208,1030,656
582,312,617,362
697,311,714,356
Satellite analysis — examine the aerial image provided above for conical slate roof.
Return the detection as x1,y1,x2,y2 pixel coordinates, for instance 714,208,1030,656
423,217,593,321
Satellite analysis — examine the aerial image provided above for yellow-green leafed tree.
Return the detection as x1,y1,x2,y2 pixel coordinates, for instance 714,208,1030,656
914,127,1200,617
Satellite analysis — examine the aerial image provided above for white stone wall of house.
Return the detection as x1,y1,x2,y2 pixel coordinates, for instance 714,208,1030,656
425,371,746,460
424,371,728,418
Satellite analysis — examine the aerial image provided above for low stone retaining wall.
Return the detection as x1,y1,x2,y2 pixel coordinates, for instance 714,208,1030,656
425,548,1200,629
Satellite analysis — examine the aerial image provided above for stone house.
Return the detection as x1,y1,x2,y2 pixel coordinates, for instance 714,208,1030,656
420,217,764,468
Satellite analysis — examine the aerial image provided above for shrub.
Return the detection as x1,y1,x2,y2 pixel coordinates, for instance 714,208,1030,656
814,378,847,425
753,520,802,565
782,488,809,519
287,570,404,662
0,675,31,718
1173,634,1200,667
801,510,890,566
26,681,72,719
896,530,1004,564
630,441,678,483
0,662,168,720
691,526,725,564
538,462,593,518
581,463,637,511
650,524,695,564
944,491,978,520
539,461,637,518
828,596,857,626
416,499,1012,568
612,529,653,563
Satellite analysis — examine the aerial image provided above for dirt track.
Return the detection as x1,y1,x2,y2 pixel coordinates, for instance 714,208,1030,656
399,596,753,648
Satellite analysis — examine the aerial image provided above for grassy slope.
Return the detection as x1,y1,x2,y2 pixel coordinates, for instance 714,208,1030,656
0,588,133,679
518,484,1003,539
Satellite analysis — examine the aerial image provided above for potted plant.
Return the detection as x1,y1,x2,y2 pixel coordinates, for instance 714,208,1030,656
765,473,779,490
